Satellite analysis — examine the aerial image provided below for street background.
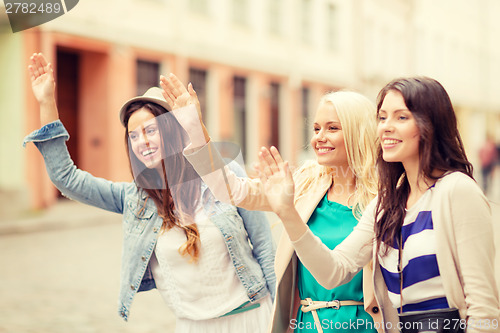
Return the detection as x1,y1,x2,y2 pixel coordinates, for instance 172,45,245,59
1,0,500,332
0,190,499,332
0,201,176,333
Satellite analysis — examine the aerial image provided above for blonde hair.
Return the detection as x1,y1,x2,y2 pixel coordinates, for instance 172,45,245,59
294,91,379,220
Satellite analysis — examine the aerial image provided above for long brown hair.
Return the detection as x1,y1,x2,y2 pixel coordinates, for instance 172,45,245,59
123,101,201,262
374,77,473,254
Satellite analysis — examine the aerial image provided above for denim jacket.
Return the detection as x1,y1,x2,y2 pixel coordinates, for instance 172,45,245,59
24,120,276,321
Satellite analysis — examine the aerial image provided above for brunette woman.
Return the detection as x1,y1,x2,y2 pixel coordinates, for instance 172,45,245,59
160,74,383,332
23,53,275,333
258,77,499,333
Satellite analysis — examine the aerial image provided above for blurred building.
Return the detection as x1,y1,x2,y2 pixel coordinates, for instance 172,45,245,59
0,0,499,214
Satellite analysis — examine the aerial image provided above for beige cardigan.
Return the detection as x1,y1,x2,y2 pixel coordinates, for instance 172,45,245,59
184,142,383,333
292,172,500,333
267,172,382,333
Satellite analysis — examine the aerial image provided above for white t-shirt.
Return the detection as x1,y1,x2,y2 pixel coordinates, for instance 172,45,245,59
150,205,249,320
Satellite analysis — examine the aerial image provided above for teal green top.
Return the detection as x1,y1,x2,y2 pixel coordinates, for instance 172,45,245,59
295,194,376,332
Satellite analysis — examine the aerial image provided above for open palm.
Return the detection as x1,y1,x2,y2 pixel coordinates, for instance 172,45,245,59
258,146,295,216
160,73,202,119
28,53,55,104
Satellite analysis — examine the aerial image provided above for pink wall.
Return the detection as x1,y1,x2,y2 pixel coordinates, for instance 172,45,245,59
23,32,332,209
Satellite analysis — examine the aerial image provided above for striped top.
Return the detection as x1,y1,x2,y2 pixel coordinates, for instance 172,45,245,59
378,185,449,313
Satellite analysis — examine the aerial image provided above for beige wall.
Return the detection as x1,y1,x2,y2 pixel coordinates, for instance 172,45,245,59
0,30,24,189
0,28,29,218
1,0,499,212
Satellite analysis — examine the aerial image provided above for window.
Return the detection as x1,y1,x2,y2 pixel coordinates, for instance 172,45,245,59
301,0,312,43
301,87,310,149
326,4,338,51
136,59,160,96
232,0,248,26
269,0,281,35
188,0,208,15
189,68,208,124
233,76,247,159
270,82,280,149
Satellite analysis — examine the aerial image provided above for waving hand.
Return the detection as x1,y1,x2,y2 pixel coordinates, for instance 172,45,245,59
257,146,307,241
160,74,209,147
28,53,58,126
257,146,295,216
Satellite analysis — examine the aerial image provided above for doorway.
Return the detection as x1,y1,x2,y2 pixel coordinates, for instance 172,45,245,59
56,48,80,197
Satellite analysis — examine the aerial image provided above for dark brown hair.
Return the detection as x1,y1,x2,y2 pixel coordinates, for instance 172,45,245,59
374,77,473,254
123,101,201,262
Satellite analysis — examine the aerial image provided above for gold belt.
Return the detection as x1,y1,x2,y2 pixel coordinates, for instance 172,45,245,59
300,298,364,333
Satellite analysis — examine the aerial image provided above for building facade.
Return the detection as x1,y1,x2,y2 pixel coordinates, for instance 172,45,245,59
0,0,499,215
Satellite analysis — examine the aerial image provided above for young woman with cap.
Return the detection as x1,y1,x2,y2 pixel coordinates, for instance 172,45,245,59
23,53,275,333
160,74,383,332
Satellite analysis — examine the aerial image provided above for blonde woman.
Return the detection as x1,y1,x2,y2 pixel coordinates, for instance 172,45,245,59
160,74,382,332
257,77,500,333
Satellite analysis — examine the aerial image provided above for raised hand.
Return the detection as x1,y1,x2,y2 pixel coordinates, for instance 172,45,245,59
160,73,209,147
258,146,307,241
28,53,58,126
28,53,55,104
160,73,202,120
257,146,296,217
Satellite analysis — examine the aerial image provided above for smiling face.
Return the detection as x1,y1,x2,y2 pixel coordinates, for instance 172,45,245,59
127,108,163,171
377,90,421,169
310,102,349,168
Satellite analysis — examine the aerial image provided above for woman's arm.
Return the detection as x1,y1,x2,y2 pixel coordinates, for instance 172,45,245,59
160,74,209,149
237,206,276,299
28,53,58,126
227,160,276,299
160,74,272,211
24,53,128,214
258,146,374,289
445,174,499,332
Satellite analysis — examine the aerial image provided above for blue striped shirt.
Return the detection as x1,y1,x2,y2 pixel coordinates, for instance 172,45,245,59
378,186,449,312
